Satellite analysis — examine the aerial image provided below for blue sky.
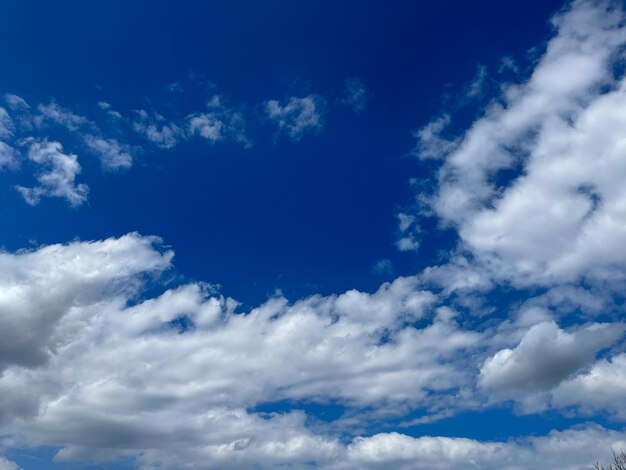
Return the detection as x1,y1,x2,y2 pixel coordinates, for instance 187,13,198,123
1,1,626,469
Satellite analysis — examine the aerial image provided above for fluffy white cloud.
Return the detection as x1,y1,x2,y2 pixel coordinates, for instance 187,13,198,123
187,112,223,142
0,95,139,204
0,87,257,207
15,139,89,206
35,102,89,131
337,425,626,470
186,96,250,147
552,352,626,419
416,0,626,288
0,234,490,468
404,5,626,432
0,458,20,470
413,114,455,160
265,95,325,141
396,213,421,252
0,233,624,469
479,321,624,406
132,110,185,149
0,233,171,373
83,135,133,170
5,271,475,417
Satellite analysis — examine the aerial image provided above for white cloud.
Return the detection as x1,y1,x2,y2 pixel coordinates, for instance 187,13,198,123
479,321,624,406
186,96,250,147
0,229,622,468
396,213,421,252
0,88,255,208
0,234,489,468
0,458,20,470
421,255,494,294
132,110,185,149
84,135,133,170
397,236,419,252
552,352,626,420
265,95,325,142
1,233,623,469
413,114,455,160
0,142,18,170
97,101,122,119
338,425,626,470
35,102,89,131
15,139,89,206
0,233,172,425
518,285,610,318
4,93,30,111
0,107,15,139
413,0,626,289
188,113,223,142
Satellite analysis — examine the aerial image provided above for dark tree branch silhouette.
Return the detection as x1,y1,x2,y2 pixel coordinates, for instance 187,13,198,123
594,450,626,470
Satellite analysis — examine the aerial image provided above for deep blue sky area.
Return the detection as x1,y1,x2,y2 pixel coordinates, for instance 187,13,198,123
0,0,564,305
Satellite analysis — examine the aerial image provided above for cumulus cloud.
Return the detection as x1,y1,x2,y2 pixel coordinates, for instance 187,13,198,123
479,321,624,407
0,234,491,468
396,213,421,252
0,458,20,470
132,110,185,149
337,425,626,470
552,352,626,420
0,95,141,204
187,96,250,147
15,139,89,206
187,112,223,142
133,97,251,150
35,101,89,130
415,0,626,288
0,233,170,369
0,86,257,207
83,135,133,170
265,95,325,141
0,234,172,427
1,233,624,469
397,0,626,424
413,114,456,160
